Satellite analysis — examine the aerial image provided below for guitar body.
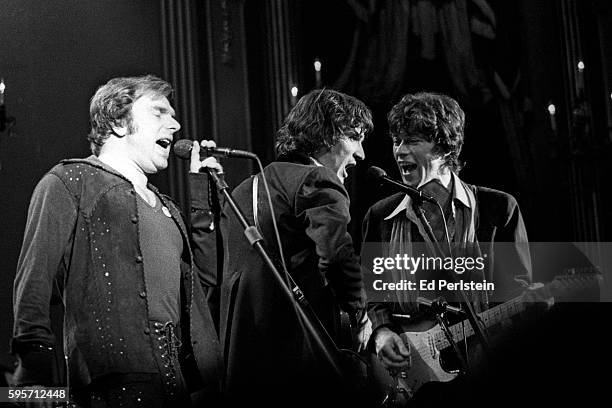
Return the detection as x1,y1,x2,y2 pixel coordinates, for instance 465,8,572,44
337,309,354,349
397,329,459,392
335,310,375,402
369,320,458,406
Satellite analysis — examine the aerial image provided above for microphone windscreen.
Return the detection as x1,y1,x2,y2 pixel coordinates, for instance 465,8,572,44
366,166,387,182
173,139,193,160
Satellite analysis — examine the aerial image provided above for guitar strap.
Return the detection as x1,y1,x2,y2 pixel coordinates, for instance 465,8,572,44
251,173,347,352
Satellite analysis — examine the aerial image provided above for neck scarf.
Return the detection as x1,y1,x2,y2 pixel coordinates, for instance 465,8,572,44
388,177,486,313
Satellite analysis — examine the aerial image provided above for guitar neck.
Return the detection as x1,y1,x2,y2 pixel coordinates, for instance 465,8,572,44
433,296,525,350
429,271,599,350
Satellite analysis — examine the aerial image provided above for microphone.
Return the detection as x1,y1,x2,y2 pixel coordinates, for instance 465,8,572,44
417,297,464,316
366,166,437,204
173,139,257,160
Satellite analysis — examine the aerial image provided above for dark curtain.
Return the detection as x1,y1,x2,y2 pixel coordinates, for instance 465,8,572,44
332,0,535,244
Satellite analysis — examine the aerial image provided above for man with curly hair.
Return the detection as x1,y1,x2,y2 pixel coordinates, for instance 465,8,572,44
218,89,373,405
12,75,223,406
362,92,532,381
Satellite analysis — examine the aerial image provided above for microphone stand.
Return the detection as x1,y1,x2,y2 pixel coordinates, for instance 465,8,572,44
417,297,469,374
207,170,346,378
412,200,490,358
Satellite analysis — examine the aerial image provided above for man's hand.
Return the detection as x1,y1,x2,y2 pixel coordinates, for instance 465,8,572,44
374,327,411,371
190,140,224,174
521,282,554,316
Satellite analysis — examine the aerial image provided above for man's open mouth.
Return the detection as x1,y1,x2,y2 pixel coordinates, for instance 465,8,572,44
399,162,417,173
156,139,172,149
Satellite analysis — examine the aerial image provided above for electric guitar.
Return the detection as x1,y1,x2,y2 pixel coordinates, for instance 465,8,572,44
371,272,602,406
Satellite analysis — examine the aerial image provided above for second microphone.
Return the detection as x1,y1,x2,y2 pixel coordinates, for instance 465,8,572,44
173,139,257,160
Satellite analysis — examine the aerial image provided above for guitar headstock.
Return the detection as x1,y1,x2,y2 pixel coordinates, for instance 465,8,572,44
547,269,602,302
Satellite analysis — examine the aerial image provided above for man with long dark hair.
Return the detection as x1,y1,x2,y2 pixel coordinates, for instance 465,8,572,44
218,89,373,405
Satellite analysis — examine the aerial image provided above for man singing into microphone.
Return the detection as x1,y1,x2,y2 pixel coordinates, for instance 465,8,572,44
217,89,373,405
12,75,222,406
362,92,532,378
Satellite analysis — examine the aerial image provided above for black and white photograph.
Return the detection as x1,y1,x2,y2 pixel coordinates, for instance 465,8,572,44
1,1,611,407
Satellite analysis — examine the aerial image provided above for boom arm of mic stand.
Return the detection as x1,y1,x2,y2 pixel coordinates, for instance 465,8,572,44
207,170,345,378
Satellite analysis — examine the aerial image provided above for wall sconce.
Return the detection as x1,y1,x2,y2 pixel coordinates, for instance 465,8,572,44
0,78,17,134
314,58,322,88
290,85,298,106
0,78,17,171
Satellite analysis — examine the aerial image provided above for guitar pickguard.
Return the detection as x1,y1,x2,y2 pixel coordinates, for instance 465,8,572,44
398,330,458,393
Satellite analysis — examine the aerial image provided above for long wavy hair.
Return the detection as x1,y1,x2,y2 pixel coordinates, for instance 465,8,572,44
275,89,373,159
388,92,465,172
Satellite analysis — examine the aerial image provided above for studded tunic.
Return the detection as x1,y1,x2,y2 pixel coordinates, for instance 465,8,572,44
11,156,222,393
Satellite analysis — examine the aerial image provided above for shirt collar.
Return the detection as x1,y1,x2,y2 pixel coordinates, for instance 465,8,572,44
451,172,470,208
384,195,410,220
309,157,324,167
383,172,470,221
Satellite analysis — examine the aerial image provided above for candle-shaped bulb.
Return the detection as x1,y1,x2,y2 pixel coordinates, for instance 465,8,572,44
314,58,322,87
290,85,298,106
576,60,585,96
0,79,5,106
547,102,557,133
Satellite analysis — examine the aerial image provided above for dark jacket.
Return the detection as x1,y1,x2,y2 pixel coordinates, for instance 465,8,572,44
362,184,532,333
12,157,223,391
218,159,366,400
